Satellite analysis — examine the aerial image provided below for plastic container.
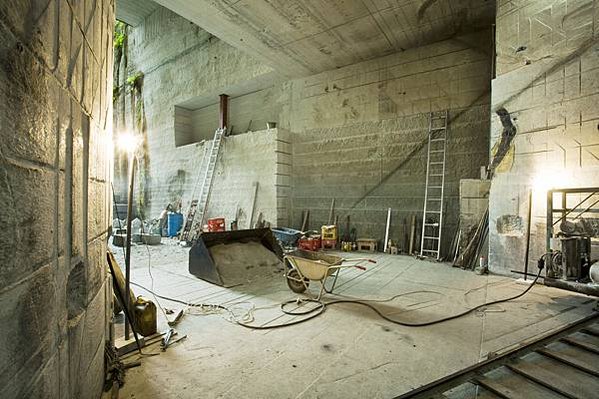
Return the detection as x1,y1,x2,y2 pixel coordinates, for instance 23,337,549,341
298,236,322,251
133,296,157,337
272,227,303,246
321,225,337,240
207,218,226,232
167,212,184,237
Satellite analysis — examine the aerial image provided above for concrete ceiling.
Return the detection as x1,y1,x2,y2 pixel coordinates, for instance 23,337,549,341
116,0,159,27
154,0,495,77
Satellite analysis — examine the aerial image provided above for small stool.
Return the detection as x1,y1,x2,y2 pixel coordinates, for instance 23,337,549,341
356,238,377,252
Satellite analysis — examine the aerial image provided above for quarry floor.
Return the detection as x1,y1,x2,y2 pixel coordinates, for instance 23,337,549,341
109,239,597,399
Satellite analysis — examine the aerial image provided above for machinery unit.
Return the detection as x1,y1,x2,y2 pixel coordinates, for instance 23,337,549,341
546,236,591,281
544,187,599,296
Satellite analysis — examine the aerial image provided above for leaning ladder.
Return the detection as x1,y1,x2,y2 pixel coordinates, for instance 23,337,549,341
420,110,448,260
180,127,226,242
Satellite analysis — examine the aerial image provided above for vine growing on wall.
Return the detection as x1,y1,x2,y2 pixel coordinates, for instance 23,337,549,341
111,22,152,218
112,21,130,203
113,21,127,105
126,70,150,218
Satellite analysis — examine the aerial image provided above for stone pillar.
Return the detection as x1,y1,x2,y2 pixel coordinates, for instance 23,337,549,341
0,1,114,397
489,0,599,274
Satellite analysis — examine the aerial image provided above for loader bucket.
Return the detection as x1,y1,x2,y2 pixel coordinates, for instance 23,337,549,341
189,228,284,287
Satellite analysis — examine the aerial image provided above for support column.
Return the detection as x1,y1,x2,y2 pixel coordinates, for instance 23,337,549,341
219,94,229,130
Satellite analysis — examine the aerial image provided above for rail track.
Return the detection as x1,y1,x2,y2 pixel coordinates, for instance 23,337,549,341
396,311,599,399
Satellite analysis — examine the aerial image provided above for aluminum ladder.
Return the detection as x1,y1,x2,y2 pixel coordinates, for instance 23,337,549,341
180,127,226,243
420,110,448,259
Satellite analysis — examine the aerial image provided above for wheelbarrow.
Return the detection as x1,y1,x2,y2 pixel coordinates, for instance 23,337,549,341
284,249,376,300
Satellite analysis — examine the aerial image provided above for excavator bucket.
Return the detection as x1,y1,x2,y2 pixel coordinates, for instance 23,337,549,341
189,228,284,287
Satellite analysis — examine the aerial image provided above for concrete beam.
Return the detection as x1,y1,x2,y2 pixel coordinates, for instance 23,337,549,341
154,0,494,78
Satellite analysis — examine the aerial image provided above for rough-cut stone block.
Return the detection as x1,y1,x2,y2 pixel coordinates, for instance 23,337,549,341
0,163,55,287
460,179,491,198
0,2,112,397
0,265,57,398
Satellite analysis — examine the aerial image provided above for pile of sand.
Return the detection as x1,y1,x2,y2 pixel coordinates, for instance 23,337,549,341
209,241,285,286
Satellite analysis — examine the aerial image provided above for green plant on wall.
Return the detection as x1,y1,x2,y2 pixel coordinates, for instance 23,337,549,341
113,21,128,105
126,71,144,93
112,85,120,103
126,71,144,131
124,70,150,216
114,21,126,51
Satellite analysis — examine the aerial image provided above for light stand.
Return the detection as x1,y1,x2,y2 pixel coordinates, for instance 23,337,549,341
124,152,136,340
117,133,140,341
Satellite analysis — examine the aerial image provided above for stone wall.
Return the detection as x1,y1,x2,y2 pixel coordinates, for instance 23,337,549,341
459,179,491,259
0,0,113,398
120,6,492,258
116,6,275,219
284,33,492,254
189,87,282,141
202,128,291,228
489,0,599,274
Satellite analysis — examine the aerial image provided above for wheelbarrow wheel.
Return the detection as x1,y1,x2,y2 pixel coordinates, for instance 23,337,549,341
286,269,308,293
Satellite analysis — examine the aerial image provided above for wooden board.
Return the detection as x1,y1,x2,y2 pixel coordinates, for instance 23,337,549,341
474,367,565,399
507,355,598,399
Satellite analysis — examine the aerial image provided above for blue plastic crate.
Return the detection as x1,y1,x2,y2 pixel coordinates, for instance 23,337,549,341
272,227,302,246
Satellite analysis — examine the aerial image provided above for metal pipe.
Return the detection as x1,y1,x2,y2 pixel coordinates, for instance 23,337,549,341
546,189,553,254
124,155,136,340
523,189,532,280
219,94,229,130
395,312,599,399
552,191,596,226
384,208,391,253
572,197,599,220
106,252,143,355
544,277,599,296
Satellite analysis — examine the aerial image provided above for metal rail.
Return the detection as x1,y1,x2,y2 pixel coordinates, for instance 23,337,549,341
546,187,599,252
394,312,599,399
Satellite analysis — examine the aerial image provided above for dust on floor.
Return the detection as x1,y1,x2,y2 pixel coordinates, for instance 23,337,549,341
109,241,597,399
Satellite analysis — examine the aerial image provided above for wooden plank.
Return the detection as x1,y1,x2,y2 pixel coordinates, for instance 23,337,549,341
580,327,599,337
443,382,503,399
507,357,599,399
571,331,599,347
537,346,599,377
473,368,566,399
560,336,599,355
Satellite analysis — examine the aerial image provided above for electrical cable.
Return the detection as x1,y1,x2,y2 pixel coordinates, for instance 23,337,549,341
235,267,543,330
112,181,172,324
130,266,543,330
110,183,160,356
139,224,171,323
129,280,269,325
112,187,544,332
130,280,227,310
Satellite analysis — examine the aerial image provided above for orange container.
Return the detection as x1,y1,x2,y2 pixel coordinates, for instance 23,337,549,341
207,218,226,232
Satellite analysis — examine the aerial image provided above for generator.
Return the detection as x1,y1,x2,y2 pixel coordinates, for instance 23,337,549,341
546,236,591,281
545,188,599,296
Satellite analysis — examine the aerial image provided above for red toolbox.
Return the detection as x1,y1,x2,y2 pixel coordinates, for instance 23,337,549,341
298,235,321,251
207,218,226,232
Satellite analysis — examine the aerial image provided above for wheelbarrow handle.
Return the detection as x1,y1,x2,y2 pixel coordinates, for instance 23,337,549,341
342,258,376,263
354,265,367,271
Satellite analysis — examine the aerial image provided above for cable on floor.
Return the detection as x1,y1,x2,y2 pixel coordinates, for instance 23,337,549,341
130,267,542,331
235,267,543,330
